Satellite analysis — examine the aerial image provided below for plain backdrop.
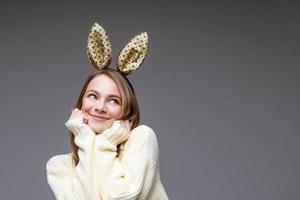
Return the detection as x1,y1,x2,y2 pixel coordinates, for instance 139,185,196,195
0,0,299,199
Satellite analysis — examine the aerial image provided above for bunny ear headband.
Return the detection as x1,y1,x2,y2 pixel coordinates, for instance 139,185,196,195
87,22,148,75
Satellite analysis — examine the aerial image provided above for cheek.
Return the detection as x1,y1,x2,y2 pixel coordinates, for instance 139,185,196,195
81,98,92,111
109,106,122,118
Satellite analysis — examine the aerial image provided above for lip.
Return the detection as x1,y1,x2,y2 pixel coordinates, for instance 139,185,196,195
89,114,109,121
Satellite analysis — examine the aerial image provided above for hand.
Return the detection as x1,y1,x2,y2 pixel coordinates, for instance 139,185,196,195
95,120,132,149
65,108,95,140
115,120,133,132
68,108,89,124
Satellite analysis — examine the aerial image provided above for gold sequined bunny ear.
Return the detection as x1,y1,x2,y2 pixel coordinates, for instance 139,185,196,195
117,32,148,75
87,23,112,69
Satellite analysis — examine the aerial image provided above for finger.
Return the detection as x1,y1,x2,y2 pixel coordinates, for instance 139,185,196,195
70,108,83,119
71,111,80,118
82,112,89,124
117,120,128,131
115,120,123,125
118,120,126,127
72,108,79,113
125,120,131,131
83,118,88,124
71,108,79,115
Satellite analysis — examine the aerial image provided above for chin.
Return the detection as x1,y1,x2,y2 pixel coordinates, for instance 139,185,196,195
88,120,111,134
91,125,107,134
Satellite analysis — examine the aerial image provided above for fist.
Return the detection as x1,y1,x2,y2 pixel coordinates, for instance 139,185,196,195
114,120,133,132
68,108,89,124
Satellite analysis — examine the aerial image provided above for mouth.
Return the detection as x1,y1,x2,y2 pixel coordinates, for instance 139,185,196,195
89,114,109,122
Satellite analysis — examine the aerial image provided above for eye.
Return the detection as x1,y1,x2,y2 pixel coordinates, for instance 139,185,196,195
109,99,120,105
88,93,97,100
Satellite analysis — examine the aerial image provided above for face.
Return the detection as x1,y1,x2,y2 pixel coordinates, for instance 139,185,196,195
81,75,122,134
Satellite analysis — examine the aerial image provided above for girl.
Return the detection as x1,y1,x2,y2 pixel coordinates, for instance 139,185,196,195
46,23,169,200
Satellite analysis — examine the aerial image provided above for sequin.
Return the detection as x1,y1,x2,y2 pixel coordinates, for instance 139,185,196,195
117,32,148,75
87,23,112,69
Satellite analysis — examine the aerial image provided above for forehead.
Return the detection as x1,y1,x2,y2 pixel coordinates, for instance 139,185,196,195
86,75,120,96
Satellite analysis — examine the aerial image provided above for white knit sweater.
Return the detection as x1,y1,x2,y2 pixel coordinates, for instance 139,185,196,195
46,116,169,200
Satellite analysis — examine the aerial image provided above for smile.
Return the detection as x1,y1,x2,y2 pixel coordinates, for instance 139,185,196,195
89,114,109,121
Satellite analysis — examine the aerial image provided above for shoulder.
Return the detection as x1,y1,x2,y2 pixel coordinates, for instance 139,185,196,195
131,125,158,144
127,125,159,154
46,153,75,175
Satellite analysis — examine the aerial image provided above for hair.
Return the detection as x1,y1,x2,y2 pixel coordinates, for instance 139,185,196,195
70,68,140,165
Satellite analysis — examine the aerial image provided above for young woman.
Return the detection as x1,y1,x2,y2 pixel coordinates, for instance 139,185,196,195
46,23,169,200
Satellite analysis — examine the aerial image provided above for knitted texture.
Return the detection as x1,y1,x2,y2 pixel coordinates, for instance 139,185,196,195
46,118,168,200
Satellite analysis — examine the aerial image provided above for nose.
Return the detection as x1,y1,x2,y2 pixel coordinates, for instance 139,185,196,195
94,100,107,113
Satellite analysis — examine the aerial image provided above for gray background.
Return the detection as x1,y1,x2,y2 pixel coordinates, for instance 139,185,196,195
0,0,299,199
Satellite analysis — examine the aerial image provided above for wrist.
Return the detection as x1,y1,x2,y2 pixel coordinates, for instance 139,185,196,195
95,122,130,151
65,116,95,139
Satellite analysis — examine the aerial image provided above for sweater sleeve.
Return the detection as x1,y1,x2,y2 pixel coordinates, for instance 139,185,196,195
46,154,86,200
94,124,159,200
46,116,101,200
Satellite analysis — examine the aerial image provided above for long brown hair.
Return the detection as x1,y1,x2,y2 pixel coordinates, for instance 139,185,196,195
70,68,140,165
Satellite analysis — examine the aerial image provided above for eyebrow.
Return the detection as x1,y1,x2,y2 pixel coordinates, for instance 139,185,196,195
86,89,121,100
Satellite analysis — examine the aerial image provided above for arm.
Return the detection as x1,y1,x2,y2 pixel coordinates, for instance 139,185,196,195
94,123,159,200
46,112,101,200
65,116,101,200
46,154,86,200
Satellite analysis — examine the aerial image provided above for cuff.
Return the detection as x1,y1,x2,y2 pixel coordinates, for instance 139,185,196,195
65,116,95,140
95,122,130,151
